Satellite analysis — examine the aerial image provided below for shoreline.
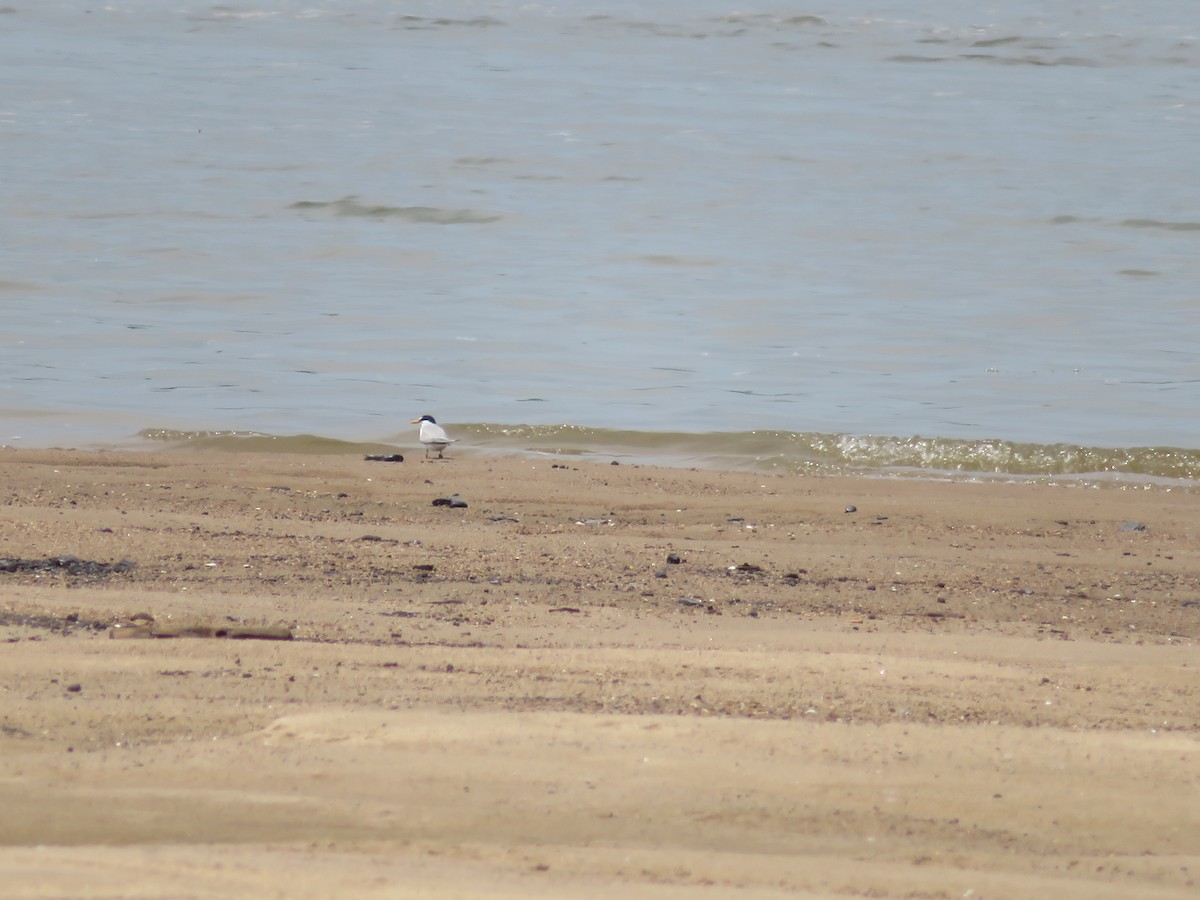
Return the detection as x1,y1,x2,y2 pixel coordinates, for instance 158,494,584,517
9,423,1200,487
1,446,1196,897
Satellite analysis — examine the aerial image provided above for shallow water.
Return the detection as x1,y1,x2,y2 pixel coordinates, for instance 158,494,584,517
4,2,1199,477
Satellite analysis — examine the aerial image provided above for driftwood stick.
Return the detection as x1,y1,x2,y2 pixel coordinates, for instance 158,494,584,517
109,623,293,640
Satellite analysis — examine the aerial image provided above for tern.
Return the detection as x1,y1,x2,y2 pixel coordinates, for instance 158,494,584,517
411,414,456,459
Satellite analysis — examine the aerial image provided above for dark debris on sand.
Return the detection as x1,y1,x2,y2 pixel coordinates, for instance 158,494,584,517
0,555,137,577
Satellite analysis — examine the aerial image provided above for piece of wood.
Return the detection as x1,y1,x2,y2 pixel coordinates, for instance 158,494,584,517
109,623,293,640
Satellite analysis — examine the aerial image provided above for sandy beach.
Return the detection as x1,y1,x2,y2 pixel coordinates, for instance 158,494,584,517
1,445,1196,898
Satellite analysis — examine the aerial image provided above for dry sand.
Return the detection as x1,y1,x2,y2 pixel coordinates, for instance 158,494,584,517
0,446,1196,898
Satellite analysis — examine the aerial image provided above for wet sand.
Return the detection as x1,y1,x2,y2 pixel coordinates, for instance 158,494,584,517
1,446,1196,898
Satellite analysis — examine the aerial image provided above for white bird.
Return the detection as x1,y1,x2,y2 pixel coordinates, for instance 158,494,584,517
411,414,456,459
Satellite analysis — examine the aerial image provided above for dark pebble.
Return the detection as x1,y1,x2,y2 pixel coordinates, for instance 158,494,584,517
666,553,683,565
845,505,857,514
66,684,82,693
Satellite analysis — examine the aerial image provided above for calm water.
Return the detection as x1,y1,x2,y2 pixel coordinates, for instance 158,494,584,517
4,2,1199,477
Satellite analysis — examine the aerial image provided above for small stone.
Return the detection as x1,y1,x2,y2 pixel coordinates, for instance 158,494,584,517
845,505,857,514
666,553,683,565
66,684,82,693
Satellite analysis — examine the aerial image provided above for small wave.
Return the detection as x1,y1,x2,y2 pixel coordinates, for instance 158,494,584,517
820,434,1200,480
456,425,1200,483
429,17,505,28
137,429,398,456
714,14,827,28
289,197,500,225
0,280,42,292
958,53,1097,67
1121,218,1200,233
135,426,1200,483
186,9,278,23
393,15,504,29
1053,215,1199,233
634,254,719,267
971,36,1022,48
887,55,946,63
